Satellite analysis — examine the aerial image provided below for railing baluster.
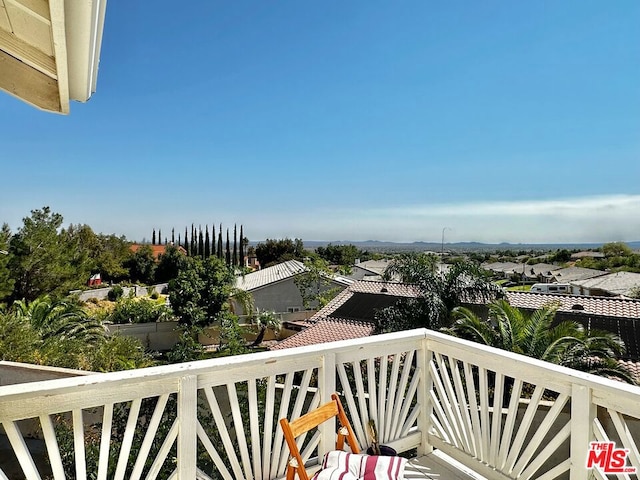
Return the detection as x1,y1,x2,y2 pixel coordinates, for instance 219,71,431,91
177,375,197,480
417,334,433,456
319,351,336,458
97,403,114,480
3,421,42,480
40,414,65,480
570,384,595,480
72,409,87,479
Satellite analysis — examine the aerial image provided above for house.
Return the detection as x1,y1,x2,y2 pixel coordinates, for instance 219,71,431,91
0,0,107,113
571,251,605,260
570,271,640,298
505,291,640,360
272,280,419,350
234,260,352,315
348,259,393,281
482,261,523,278
547,266,607,284
273,279,640,362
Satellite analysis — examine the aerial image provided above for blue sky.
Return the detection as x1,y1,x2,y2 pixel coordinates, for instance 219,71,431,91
1,1,639,244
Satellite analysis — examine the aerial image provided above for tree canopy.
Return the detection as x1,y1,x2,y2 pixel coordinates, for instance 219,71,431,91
375,254,503,333
255,238,305,267
447,300,635,384
169,256,235,327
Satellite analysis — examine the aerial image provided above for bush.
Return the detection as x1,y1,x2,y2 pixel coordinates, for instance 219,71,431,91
107,285,124,301
167,330,205,363
107,296,172,324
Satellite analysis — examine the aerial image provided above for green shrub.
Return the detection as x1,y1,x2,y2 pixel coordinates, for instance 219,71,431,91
107,285,124,301
107,296,172,324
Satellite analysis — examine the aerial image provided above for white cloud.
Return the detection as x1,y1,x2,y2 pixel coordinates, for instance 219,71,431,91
265,194,640,244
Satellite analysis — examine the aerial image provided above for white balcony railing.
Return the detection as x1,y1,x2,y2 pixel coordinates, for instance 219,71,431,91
1,329,639,479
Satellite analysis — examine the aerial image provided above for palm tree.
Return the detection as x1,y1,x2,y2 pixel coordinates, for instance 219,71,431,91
376,254,503,332
447,299,635,384
12,295,105,342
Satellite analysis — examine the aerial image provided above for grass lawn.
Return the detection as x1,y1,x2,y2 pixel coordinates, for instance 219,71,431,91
507,285,531,292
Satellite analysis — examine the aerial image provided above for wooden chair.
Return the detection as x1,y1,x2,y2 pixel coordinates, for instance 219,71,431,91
280,393,360,480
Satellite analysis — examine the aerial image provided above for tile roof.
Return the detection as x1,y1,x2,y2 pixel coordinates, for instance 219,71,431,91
618,360,640,384
353,259,393,275
482,262,522,273
270,280,417,350
571,271,640,297
309,280,419,322
235,260,352,291
505,291,640,320
270,318,374,350
549,266,607,282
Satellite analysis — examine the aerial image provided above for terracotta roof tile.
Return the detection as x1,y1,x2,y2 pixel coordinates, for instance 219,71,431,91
505,291,640,320
270,318,374,350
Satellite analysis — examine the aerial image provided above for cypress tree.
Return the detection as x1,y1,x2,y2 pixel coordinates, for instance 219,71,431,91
184,227,189,254
233,224,238,267
171,228,175,244
198,226,204,258
204,225,211,258
152,229,156,245
211,224,216,258
191,224,196,257
225,229,231,266
239,225,245,267
217,224,223,259
178,233,181,248
158,229,162,246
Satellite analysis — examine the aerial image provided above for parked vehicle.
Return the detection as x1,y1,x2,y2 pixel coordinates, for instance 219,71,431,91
530,283,572,294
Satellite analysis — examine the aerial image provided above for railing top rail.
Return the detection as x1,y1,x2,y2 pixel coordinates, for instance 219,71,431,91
425,329,640,399
0,329,428,401
1,328,638,407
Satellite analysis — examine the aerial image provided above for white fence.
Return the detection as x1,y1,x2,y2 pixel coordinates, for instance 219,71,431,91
0,329,639,479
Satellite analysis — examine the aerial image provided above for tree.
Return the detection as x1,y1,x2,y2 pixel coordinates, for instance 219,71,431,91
255,238,305,267
217,225,223,259
0,223,14,303
316,243,361,266
447,300,635,383
93,234,132,283
1,297,153,371
191,224,196,257
155,244,188,283
198,226,204,258
152,229,156,245
239,226,245,267
375,254,502,333
211,224,216,259
204,225,211,259
233,224,238,267
602,242,633,258
169,256,235,327
184,226,190,255
127,245,156,284
225,229,231,266
294,257,341,310
8,207,77,301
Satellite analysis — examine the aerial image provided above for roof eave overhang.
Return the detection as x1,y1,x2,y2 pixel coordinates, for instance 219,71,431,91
0,0,107,114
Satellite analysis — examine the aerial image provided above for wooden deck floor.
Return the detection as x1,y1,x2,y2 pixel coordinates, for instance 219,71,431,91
405,451,487,480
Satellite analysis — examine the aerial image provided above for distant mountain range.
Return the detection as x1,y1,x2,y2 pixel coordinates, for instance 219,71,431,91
300,240,640,252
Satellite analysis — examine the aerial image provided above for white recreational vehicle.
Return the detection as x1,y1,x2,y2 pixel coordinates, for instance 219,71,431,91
530,283,572,294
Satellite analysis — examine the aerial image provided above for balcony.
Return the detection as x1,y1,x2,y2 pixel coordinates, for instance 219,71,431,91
1,329,639,479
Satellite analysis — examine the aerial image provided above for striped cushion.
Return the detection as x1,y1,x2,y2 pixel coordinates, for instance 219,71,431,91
313,450,406,480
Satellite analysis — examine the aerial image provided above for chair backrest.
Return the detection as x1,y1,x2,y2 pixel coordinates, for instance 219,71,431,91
279,393,360,480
